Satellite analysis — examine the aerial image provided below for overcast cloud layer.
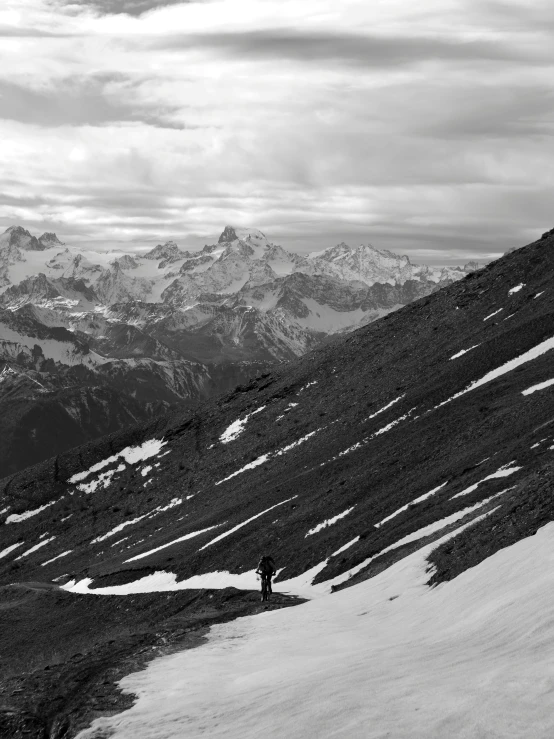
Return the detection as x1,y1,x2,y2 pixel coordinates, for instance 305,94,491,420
0,0,553,261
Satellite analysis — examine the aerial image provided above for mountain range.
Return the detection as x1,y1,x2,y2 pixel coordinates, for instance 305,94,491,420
0,224,481,478
0,226,553,737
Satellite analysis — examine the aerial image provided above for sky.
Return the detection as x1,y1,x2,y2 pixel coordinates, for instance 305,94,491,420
0,0,553,263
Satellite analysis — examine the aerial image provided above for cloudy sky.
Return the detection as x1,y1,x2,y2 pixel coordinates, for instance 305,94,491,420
0,0,552,263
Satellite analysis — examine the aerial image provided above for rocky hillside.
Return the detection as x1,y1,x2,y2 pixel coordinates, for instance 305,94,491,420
0,224,480,477
0,227,552,737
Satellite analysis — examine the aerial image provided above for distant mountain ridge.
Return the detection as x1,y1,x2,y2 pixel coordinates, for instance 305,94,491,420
0,223,483,476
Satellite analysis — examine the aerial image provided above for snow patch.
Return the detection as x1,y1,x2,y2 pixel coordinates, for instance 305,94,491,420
76,464,125,494
508,283,525,294
362,395,404,422
41,550,72,566
522,378,554,396
450,345,479,360
0,542,23,559
306,507,355,537
125,524,223,562
375,482,448,528
483,308,503,321
5,499,60,524
92,515,150,544
451,463,521,499
437,335,554,409
220,406,266,444
69,439,167,484
298,381,318,393
216,429,322,485
15,536,56,559
200,497,297,551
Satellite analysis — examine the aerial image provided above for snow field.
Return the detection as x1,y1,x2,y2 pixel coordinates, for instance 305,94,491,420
306,507,355,537
374,482,448,528
76,516,554,739
362,394,404,422
0,542,23,559
5,499,60,524
199,497,297,551
522,378,554,396
436,334,554,410
63,491,495,600
41,550,72,566
332,407,417,463
449,345,479,360
69,439,167,484
298,381,318,393
216,429,322,485
125,524,223,563
76,464,125,494
15,536,56,560
450,463,521,499
219,406,266,444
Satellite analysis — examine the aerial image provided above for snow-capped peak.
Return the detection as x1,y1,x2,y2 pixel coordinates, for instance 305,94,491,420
143,241,186,263
0,225,46,251
218,226,268,245
38,232,64,248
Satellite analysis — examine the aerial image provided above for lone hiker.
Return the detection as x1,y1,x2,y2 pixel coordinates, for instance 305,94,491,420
256,555,276,602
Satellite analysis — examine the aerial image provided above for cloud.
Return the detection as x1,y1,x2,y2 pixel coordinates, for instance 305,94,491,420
0,0,553,263
56,0,198,17
0,75,186,127
148,29,545,68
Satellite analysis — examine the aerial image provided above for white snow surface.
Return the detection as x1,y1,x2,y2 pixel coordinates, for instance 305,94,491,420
125,525,223,562
483,308,503,321
5,499,59,524
522,378,554,396
437,335,554,408
508,283,525,294
306,507,355,537
215,454,270,485
199,497,297,551
76,464,125,494
375,482,448,528
41,550,72,566
449,345,479,360
92,515,150,544
219,406,266,444
75,516,554,739
374,407,417,437
69,439,167,484
0,542,22,559
451,463,521,499
362,394,404,422
216,429,321,485
15,536,56,559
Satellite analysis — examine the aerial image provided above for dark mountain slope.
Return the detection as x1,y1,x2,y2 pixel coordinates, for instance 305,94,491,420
1,230,554,599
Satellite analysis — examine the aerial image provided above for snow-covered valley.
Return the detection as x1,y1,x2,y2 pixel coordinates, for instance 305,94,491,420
77,522,554,739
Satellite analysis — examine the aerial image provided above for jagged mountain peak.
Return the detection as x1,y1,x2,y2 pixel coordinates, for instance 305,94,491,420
38,232,64,247
218,225,268,245
0,224,46,251
111,254,139,270
143,240,185,261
